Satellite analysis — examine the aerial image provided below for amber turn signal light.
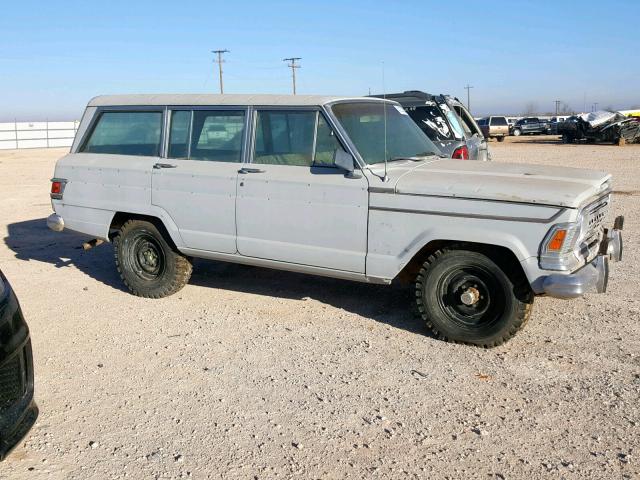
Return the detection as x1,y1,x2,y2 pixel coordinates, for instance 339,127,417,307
547,229,567,251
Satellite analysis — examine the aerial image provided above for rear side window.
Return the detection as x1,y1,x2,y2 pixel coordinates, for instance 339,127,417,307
190,111,245,162
406,105,453,141
254,111,315,166
167,110,246,162
82,111,162,156
490,117,508,126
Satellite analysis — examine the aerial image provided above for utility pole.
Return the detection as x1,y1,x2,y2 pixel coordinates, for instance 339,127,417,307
212,49,229,94
554,100,561,115
593,102,599,111
283,57,302,95
464,84,474,112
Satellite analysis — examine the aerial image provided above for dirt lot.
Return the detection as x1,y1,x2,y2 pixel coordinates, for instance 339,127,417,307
0,137,638,479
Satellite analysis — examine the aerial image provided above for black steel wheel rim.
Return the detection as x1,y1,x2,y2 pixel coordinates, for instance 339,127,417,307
436,265,504,328
130,233,165,281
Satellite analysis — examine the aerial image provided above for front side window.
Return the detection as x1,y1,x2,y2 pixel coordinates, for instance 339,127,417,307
254,110,315,166
332,102,440,165
82,111,162,156
313,114,342,167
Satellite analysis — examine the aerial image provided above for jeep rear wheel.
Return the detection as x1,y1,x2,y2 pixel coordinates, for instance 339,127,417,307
114,220,192,298
415,248,533,347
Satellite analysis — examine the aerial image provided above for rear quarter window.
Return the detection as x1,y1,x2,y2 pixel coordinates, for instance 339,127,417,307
406,105,453,141
82,111,163,156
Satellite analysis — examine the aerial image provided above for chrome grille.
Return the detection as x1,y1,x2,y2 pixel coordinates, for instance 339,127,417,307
585,195,609,232
0,353,26,411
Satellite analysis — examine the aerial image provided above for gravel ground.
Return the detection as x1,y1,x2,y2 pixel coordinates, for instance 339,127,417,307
0,137,638,479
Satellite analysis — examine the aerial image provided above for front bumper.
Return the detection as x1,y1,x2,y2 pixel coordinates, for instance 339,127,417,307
0,276,38,460
542,216,623,299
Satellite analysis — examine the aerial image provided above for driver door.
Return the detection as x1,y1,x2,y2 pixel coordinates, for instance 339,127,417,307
235,109,369,273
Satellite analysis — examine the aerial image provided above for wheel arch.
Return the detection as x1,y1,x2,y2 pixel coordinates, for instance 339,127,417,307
108,211,184,250
396,239,528,290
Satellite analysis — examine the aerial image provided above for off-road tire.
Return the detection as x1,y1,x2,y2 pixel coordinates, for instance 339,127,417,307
114,219,192,298
415,247,533,347
497,136,505,142
513,128,522,136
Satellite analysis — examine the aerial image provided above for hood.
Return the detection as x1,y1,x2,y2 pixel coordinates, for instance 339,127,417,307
378,159,611,208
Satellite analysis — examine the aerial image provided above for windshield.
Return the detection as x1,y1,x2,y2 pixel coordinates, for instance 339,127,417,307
331,102,441,165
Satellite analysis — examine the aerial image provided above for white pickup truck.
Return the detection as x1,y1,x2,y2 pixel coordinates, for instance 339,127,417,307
47,94,623,347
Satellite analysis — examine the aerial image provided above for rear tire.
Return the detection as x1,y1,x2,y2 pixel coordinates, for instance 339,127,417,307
114,220,192,298
415,248,533,347
497,136,505,142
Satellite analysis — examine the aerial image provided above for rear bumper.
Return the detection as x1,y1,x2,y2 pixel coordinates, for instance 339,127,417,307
542,217,623,299
46,213,64,232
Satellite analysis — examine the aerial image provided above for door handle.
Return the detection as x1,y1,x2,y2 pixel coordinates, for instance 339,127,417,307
154,163,177,169
238,167,265,174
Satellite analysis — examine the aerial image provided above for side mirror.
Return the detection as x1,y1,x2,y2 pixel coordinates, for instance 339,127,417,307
333,147,355,172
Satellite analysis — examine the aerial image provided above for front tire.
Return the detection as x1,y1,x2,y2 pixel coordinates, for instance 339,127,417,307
415,248,533,347
513,129,522,136
114,220,192,298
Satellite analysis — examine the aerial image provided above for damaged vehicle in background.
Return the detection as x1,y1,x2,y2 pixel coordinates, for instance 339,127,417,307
371,91,489,161
559,110,640,145
0,269,37,460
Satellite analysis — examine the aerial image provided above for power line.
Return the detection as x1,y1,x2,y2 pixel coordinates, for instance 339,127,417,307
283,57,302,95
212,49,229,94
464,84,474,112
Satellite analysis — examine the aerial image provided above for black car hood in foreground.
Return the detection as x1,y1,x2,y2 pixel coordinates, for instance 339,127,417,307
0,270,37,460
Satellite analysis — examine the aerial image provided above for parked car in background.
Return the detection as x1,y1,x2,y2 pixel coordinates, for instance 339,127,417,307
0,270,37,460
477,116,509,141
372,91,489,161
512,117,550,136
47,93,624,347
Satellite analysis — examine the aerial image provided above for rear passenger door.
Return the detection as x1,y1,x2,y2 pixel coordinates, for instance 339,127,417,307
151,108,248,253
235,109,369,273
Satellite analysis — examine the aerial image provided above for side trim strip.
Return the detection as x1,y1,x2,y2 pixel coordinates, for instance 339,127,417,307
369,189,580,209
369,206,564,224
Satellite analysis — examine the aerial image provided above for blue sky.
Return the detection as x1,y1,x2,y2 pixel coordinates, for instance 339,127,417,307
1,0,638,120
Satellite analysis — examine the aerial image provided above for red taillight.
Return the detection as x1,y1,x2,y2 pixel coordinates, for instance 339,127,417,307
50,178,66,199
452,145,469,160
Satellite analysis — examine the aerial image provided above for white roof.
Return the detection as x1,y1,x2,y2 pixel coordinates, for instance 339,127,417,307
88,94,391,107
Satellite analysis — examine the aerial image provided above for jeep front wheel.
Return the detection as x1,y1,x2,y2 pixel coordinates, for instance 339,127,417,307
512,128,522,136
415,248,533,347
114,219,192,298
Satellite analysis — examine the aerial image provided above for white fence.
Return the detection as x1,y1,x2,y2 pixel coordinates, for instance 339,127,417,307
0,121,79,150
